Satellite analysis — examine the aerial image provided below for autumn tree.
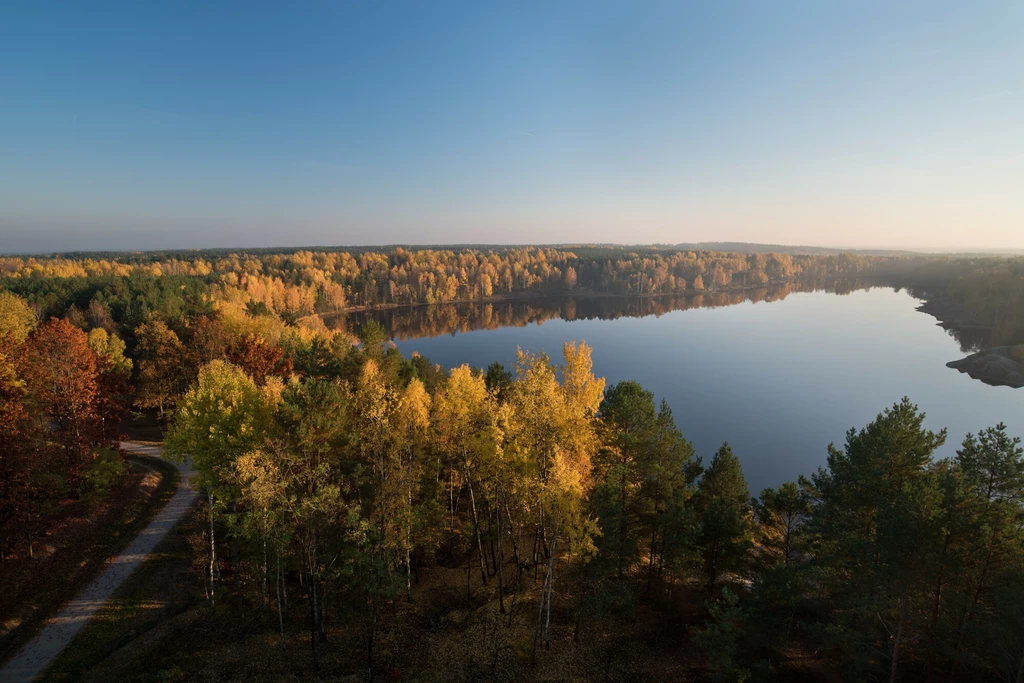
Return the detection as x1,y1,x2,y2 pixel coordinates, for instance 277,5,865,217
348,358,406,681
711,263,729,290
507,342,604,659
433,364,495,586
0,338,42,558
85,298,115,331
86,327,132,437
87,328,133,376
187,314,231,367
227,333,292,384
21,318,105,494
564,266,578,290
394,378,433,601
166,360,276,604
134,319,190,415
269,379,351,672
0,291,37,343
232,447,289,635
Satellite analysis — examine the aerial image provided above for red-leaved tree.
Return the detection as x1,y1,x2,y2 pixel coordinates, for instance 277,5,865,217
20,319,105,494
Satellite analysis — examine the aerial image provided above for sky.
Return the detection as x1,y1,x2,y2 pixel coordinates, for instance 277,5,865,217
1,1,1022,253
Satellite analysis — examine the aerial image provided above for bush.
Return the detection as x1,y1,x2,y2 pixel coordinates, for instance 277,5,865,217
693,587,750,682
83,447,126,501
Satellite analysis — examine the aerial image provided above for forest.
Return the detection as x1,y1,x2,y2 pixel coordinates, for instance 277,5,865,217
0,246,907,315
1,246,1023,681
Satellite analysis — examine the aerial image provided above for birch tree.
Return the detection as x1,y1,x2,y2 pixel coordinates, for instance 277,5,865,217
166,360,275,605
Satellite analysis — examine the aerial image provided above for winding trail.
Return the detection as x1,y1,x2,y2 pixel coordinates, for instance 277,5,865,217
0,443,196,683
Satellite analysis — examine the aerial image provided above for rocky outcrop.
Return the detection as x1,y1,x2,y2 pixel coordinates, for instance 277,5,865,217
947,346,1024,389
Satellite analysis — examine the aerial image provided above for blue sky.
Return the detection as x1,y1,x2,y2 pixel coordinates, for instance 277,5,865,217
1,1,1021,252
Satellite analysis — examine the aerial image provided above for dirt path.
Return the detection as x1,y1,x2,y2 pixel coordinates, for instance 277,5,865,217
0,443,195,683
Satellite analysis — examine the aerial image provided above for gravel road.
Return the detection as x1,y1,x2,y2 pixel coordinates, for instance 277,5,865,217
0,443,195,683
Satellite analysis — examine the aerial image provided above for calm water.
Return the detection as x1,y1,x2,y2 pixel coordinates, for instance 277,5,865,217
346,288,1024,494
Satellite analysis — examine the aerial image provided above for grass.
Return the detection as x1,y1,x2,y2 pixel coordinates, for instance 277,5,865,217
0,453,179,666
41,493,203,682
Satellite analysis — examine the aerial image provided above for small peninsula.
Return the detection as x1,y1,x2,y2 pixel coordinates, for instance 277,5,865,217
947,345,1024,389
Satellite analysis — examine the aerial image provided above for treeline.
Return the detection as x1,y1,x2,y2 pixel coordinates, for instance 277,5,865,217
162,334,1022,681
900,257,1024,349
0,245,970,418
4,247,1020,362
1,246,896,316
3,247,1020,391
0,292,129,557
0,246,929,432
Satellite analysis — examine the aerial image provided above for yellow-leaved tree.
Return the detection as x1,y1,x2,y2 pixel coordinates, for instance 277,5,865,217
0,291,37,343
349,358,405,681
166,360,277,604
507,341,604,660
432,364,495,587
395,377,432,601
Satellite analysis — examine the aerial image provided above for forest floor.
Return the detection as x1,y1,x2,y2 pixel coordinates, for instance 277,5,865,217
0,450,179,667
38,527,844,682
122,411,168,442
0,444,193,682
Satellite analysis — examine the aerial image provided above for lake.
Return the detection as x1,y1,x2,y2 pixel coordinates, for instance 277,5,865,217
334,287,1024,494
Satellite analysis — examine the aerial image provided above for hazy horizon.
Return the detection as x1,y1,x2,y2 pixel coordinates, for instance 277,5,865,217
4,240,1023,258
8,242,1024,259
2,1,1022,253
2,235,1024,255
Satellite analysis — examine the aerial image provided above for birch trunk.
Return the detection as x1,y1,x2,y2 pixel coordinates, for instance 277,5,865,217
276,542,284,642
497,503,506,614
543,525,559,649
467,476,488,585
208,488,217,604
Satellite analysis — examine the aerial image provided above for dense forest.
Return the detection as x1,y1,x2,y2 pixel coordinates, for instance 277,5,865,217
0,246,902,313
2,246,1023,681
2,245,1021,338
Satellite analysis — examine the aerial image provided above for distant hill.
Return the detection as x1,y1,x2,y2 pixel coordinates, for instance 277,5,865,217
664,242,1024,257
660,242,922,256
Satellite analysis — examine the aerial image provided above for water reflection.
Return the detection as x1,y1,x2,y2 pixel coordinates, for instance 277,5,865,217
337,287,1022,493
327,278,878,342
937,322,993,354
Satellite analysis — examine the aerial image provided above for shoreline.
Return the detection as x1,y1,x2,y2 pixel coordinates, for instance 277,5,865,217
316,277,821,318
913,294,1024,389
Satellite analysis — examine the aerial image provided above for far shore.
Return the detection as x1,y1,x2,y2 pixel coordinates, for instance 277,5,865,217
311,277,824,319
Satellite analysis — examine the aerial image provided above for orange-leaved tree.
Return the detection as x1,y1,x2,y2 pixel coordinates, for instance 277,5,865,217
0,334,43,558
21,318,106,495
